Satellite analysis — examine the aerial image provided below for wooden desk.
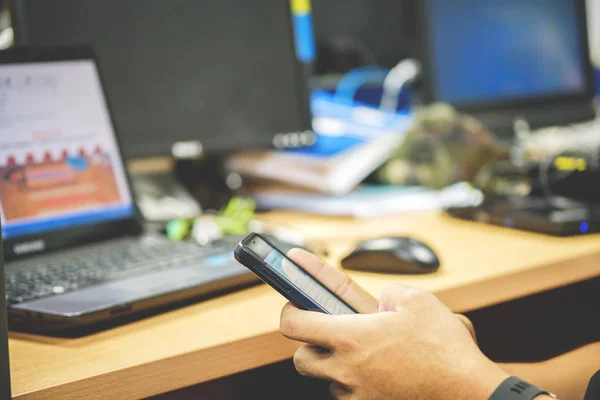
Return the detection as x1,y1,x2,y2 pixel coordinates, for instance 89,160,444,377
9,211,600,399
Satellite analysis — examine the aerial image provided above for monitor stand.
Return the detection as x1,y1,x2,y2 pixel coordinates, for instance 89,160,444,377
0,220,12,399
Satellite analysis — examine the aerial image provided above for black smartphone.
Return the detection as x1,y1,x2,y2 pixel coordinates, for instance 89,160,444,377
234,233,357,315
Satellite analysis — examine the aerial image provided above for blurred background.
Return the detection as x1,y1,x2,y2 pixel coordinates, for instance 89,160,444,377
0,0,598,309
1,1,600,399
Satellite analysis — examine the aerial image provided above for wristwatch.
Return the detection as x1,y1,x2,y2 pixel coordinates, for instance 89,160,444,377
489,377,557,400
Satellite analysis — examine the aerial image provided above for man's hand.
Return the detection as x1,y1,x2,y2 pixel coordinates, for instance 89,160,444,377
287,249,477,338
281,249,507,399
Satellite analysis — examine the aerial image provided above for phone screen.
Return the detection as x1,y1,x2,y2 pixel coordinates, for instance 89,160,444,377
247,236,356,315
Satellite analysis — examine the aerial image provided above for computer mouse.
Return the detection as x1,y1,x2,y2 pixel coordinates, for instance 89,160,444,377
341,237,440,274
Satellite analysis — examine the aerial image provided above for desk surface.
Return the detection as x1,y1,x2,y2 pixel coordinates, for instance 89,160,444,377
9,211,600,399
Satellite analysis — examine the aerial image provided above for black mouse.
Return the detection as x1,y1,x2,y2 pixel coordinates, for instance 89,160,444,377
341,237,440,274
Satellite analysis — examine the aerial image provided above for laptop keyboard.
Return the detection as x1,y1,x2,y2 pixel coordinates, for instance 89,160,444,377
5,235,271,306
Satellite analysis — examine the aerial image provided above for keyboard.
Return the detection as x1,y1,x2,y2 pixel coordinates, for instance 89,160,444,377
5,235,294,306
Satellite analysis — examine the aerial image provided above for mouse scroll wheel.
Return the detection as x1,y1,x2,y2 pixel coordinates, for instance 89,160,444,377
411,245,436,263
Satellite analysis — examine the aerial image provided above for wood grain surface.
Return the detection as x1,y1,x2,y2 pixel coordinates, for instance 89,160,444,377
9,210,600,399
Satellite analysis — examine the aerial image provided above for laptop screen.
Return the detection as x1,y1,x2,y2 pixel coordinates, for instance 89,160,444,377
0,59,134,239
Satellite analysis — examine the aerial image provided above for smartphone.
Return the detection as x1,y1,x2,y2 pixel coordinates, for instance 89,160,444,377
234,233,357,315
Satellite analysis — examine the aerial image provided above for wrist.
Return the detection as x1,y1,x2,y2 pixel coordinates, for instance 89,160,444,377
451,357,510,400
488,376,557,400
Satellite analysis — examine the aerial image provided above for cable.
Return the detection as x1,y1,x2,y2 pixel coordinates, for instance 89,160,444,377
0,27,12,50
380,59,420,112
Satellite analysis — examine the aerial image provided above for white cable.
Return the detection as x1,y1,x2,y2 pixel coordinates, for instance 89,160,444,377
380,58,421,112
0,27,13,50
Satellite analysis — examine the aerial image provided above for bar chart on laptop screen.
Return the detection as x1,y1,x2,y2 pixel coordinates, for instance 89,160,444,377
0,60,134,238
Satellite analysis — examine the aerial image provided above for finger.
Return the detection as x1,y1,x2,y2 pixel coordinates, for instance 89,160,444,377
329,382,352,400
287,248,378,313
293,344,336,381
280,303,346,348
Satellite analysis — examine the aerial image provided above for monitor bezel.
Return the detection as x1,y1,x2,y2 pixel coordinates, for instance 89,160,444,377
0,46,143,262
9,0,314,159
417,0,597,116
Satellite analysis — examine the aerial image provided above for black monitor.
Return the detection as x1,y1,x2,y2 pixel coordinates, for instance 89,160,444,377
10,0,313,159
311,0,416,74
419,0,597,135
0,220,10,399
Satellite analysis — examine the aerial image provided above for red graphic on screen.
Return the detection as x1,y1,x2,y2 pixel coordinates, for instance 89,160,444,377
0,147,122,222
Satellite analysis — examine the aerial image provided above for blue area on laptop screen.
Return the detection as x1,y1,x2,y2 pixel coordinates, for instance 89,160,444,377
428,0,586,104
2,205,135,239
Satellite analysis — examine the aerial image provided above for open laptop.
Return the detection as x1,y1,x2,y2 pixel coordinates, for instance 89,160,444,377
0,221,10,398
0,46,286,331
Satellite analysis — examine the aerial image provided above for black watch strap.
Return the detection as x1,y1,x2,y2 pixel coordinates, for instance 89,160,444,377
489,377,556,400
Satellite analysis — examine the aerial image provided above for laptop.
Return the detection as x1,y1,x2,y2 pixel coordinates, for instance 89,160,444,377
0,220,10,398
0,46,288,331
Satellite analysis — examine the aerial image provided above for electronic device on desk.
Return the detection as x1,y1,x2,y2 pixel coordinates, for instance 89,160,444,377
448,150,600,236
341,237,440,274
0,47,299,332
0,221,11,399
10,0,314,159
448,196,600,236
418,0,600,236
418,0,597,135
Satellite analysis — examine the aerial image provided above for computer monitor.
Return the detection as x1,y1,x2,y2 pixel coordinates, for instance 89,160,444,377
419,0,597,134
0,220,10,399
10,0,313,159
311,0,416,74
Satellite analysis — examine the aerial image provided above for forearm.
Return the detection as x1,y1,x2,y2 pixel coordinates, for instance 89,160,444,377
499,342,600,400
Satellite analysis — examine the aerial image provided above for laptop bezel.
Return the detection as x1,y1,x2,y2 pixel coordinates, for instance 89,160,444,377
0,220,11,398
0,46,143,262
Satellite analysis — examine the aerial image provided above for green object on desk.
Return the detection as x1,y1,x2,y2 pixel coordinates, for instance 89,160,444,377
166,197,256,242
215,197,256,235
166,218,194,242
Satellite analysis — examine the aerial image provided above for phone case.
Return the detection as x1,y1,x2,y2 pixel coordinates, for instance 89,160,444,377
234,234,332,314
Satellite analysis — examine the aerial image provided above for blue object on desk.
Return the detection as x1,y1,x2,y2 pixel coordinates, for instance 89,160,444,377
283,90,412,158
282,59,416,158
310,90,411,127
333,67,390,106
595,68,600,96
